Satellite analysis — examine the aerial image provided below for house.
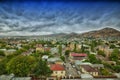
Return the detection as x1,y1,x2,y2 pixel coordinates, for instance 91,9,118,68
83,44,91,51
92,64,104,69
76,44,81,51
47,58,64,65
80,65,99,76
0,74,31,80
44,47,50,52
69,53,87,63
5,49,16,56
50,64,66,78
36,44,44,52
81,74,93,79
69,43,75,51
0,74,14,80
12,77,31,80
114,73,120,78
75,61,92,66
106,61,116,66
97,45,113,57
36,47,44,53
50,47,58,54
42,55,49,60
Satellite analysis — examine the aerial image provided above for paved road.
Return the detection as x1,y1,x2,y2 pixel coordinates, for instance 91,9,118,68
64,56,81,77
65,62,80,77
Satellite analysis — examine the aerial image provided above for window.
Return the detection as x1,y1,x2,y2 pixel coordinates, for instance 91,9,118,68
61,71,64,74
55,71,57,74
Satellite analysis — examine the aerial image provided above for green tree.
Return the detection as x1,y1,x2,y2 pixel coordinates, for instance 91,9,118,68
58,45,62,56
15,48,27,55
33,59,52,78
109,48,119,61
112,48,119,54
73,43,77,52
60,56,65,62
101,68,110,76
88,54,101,64
84,50,90,54
98,50,106,57
6,55,36,77
110,44,116,49
113,65,120,73
81,42,85,53
65,50,70,56
0,50,5,56
0,58,8,75
90,40,97,52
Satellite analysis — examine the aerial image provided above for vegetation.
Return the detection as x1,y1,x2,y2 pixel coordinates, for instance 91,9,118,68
81,42,85,53
73,43,77,52
98,50,106,57
6,55,36,77
65,50,70,56
0,58,8,75
33,59,52,78
113,65,120,73
90,40,97,52
100,68,111,76
60,56,65,62
0,50,5,56
109,48,119,61
58,45,62,56
87,54,101,64
110,44,116,49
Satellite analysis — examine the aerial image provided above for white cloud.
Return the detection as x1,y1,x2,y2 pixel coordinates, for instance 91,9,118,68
0,2,120,36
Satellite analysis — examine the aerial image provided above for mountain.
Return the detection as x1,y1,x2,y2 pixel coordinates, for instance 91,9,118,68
79,27,120,38
52,27,120,38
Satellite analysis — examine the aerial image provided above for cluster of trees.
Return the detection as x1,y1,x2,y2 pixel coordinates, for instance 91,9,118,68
58,45,62,56
98,50,106,57
65,50,70,56
0,54,52,78
103,62,120,73
101,48,120,73
0,50,5,56
109,48,120,61
90,40,103,52
100,68,111,76
110,44,116,49
85,54,101,64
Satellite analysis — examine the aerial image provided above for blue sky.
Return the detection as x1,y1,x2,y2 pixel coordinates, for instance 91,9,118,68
0,0,120,36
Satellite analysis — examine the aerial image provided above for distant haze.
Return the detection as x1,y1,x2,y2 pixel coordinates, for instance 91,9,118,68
0,1,120,36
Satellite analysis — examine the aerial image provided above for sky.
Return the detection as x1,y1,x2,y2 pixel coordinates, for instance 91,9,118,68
0,0,120,36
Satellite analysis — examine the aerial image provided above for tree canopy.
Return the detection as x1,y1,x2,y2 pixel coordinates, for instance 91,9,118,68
33,59,52,78
98,50,106,57
88,54,101,64
6,55,36,77
109,48,119,61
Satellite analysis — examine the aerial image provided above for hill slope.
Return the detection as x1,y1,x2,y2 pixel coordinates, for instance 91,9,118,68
79,28,120,38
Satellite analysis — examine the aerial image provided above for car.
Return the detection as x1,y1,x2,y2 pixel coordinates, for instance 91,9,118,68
73,65,75,68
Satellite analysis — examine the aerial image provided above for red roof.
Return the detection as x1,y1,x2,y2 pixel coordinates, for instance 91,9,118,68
50,64,65,71
70,53,87,57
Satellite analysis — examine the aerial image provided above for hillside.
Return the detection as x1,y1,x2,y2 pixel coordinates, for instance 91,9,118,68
79,28,120,38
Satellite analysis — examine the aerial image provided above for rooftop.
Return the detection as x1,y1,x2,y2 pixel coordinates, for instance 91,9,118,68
81,65,98,72
70,53,87,57
81,74,93,79
50,64,65,71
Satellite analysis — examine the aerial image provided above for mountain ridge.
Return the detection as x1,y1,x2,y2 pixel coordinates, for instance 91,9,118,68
46,27,120,38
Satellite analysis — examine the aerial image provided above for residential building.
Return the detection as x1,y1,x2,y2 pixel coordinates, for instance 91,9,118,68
69,53,87,63
80,65,99,76
50,64,66,78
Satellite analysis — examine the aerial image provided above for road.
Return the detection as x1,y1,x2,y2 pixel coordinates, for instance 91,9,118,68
64,56,80,77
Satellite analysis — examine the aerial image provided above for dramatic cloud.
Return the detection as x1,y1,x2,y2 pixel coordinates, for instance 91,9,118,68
0,1,120,36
